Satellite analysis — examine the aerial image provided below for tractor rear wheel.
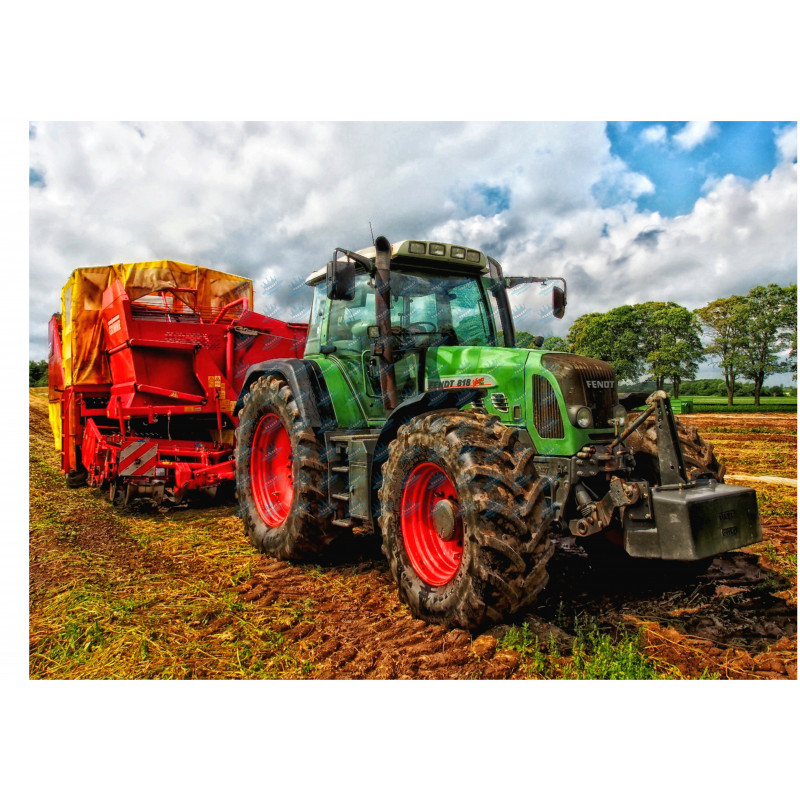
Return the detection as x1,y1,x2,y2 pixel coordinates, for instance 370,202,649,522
378,410,554,629
235,375,336,559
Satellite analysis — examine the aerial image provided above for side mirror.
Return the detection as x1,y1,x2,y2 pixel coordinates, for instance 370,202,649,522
553,285,566,319
326,258,355,301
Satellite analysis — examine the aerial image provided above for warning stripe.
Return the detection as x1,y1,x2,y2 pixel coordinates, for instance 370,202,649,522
129,449,158,477
119,441,158,476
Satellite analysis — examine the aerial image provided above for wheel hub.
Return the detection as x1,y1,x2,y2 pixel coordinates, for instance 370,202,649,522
432,499,458,541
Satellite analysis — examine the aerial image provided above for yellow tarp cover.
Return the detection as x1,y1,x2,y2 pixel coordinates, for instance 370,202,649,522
61,261,253,387
48,401,62,450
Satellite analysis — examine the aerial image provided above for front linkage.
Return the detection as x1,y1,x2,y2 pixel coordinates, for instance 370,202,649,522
552,390,762,561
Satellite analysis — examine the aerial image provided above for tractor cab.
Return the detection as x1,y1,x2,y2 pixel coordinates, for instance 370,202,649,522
303,238,564,423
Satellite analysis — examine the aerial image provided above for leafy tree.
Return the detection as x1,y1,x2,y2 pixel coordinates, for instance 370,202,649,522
516,332,570,351
515,331,540,349
680,378,729,397
637,302,703,397
567,306,644,381
738,284,794,405
696,295,749,406
780,284,797,379
541,335,569,351
29,359,48,387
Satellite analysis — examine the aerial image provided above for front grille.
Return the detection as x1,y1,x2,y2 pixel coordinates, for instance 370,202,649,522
541,353,617,429
578,364,617,428
533,375,564,439
491,393,509,413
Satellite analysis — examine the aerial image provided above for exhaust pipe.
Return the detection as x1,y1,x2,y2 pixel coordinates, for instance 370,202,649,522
374,236,398,410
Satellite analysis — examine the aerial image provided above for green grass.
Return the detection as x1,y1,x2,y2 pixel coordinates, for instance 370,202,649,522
633,396,796,413
498,620,700,680
705,425,784,434
750,486,797,517
752,541,797,585
679,395,797,413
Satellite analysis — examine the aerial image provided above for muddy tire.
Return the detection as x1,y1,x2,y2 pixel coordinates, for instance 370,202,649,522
66,468,87,488
624,412,726,483
235,375,336,559
378,410,554,629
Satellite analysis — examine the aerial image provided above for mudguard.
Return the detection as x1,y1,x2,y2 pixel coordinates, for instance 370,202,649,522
234,358,335,432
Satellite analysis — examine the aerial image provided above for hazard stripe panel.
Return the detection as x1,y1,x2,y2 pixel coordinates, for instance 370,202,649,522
119,440,158,477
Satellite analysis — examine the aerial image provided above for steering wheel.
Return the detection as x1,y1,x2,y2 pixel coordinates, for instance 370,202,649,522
406,322,437,334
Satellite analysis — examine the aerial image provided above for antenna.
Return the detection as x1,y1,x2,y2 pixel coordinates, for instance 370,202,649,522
369,221,375,245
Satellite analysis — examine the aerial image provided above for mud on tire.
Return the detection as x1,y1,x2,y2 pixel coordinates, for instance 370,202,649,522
235,375,336,559
624,412,726,483
378,410,554,629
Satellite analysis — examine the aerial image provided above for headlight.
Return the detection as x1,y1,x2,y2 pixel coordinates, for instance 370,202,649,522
575,406,593,428
609,404,627,425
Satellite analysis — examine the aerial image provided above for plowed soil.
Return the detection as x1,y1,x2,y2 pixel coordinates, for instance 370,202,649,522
29,391,797,679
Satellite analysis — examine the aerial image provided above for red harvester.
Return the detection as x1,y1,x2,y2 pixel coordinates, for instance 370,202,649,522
47,260,306,505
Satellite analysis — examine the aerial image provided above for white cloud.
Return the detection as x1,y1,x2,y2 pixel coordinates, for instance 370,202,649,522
673,121,718,150
28,121,639,353
506,160,796,335
640,124,667,145
776,124,797,163
29,122,797,377
431,214,508,245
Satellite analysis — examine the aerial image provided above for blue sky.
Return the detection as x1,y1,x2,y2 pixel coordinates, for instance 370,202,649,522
605,121,794,216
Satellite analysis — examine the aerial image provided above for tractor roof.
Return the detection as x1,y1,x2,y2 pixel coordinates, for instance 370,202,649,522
305,240,488,285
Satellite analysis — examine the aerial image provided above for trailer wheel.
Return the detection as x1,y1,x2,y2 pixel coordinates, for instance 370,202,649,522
624,412,725,483
66,468,88,488
235,375,336,559
378,410,554,628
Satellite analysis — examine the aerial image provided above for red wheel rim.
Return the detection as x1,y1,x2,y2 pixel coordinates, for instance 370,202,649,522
250,413,293,526
400,462,464,586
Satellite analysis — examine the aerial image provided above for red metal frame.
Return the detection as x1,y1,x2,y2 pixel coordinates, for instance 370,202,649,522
50,274,308,504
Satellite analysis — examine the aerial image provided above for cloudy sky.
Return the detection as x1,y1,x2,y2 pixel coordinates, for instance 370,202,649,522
29,121,797,379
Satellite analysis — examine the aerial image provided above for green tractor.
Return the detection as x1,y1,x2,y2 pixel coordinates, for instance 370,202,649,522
234,236,762,628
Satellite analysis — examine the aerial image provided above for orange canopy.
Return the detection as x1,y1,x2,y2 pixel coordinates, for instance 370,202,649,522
60,261,253,387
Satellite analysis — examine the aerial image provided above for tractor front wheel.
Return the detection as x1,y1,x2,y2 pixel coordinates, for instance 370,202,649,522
235,375,336,559
378,411,554,628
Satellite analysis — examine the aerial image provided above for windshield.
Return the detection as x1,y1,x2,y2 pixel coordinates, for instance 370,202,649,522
312,270,502,354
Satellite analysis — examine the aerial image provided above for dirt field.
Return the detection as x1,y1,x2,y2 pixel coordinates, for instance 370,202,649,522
29,390,797,679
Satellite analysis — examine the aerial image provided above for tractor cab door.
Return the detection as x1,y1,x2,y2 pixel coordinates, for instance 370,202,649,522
317,271,498,423
322,280,388,421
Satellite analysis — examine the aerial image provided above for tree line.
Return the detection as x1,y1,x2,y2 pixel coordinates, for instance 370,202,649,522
28,282,798,406
620,378,796,398
29,360,48,387
520,283,796,405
